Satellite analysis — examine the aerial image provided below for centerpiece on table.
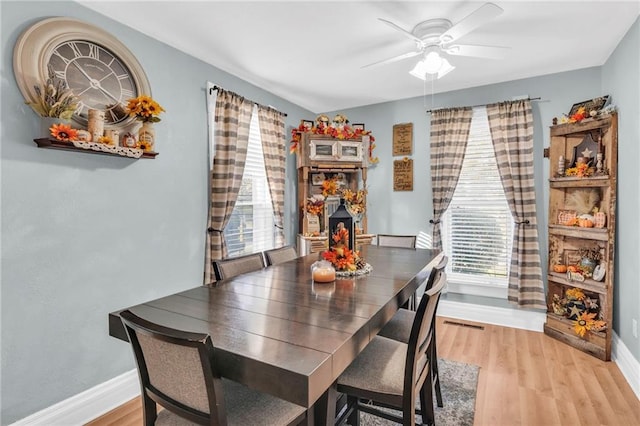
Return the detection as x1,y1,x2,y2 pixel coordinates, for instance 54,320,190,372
125,95,165,151
321,198,372,277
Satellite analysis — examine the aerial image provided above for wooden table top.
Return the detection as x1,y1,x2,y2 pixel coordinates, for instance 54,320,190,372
109,245,441,408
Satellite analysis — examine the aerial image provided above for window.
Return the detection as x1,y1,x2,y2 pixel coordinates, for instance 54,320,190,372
441,106,514,298
223,109,275,257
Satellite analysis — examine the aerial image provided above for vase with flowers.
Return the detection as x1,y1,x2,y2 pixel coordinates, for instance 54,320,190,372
25,65,79,136
125,95,165,151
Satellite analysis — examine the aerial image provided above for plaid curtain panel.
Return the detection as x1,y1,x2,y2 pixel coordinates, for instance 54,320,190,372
257,106,287,247
487,99,546,309
429,107,473,250
204,89,253,283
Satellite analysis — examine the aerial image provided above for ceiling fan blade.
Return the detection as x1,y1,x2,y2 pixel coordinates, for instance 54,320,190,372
378,18,423,44
362,50,422,68
444,44,509,59
439,3,503,44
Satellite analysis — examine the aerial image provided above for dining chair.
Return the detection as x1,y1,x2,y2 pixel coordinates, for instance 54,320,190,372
263,245,298,266
335,272,446,426
377,255,448,408
377,234,418,309
120,310,309,426
212,252,265,281
376,234,417,249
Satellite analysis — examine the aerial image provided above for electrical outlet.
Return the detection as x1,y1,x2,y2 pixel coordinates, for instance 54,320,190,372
633,319,638,339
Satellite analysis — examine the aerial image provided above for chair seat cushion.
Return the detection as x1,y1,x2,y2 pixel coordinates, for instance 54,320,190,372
157,378,306,425
377,308,414,344
337,336,407,407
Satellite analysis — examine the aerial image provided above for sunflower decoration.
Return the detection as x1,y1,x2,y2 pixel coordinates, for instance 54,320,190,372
50,123,78,142
565,162,594,178
97,136,115,146
572,312,606,337
138,140,153,152
125,95,165,123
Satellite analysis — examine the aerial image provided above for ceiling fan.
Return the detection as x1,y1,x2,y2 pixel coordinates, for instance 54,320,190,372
366,2,509,80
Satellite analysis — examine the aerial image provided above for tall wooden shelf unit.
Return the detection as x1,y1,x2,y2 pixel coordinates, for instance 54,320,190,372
296,132,374,255
544,113,617,361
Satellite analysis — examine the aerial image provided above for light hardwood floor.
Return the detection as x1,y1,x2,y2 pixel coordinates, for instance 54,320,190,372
87,316,640,426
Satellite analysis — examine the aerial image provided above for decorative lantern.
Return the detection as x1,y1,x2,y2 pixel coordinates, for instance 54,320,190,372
328,198,355,251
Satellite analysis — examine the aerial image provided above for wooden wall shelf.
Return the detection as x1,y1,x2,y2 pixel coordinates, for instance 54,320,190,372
548,225,608,241
545,112,617,361
34,138,158,159
549,176,610,188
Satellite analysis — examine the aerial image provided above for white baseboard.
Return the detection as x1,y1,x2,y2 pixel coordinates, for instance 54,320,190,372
10,304,640,425
437,299,546,331
612,331,640,400
10,369,140,426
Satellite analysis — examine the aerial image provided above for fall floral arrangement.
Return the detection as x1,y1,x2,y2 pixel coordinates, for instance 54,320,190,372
569,106,587,123
321,226,367,273
305,195,325,216
125,95,165,122
290,113,378,164
564,162,594,178
342,188,367,215
551,287,606,337
321,177,340,198
26,65,79,119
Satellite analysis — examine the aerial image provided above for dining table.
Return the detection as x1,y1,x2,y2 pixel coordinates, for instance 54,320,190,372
108,245,442,424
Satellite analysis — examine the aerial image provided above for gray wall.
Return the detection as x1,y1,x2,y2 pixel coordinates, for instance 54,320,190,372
602,17,640,358
2,2,638,424
1,2,311,423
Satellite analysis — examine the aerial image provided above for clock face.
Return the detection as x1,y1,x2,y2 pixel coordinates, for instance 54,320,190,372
13,17,152,131
48,41,137,126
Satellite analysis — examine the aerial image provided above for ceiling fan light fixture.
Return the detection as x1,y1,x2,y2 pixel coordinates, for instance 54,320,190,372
423,51,443,74
409,59,428,80
437,58,455,78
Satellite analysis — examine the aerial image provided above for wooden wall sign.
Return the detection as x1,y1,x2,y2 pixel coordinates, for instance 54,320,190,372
392,123,413,156
393,158,413,191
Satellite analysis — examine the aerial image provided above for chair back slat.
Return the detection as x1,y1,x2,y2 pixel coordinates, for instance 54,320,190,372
264,245,298,266
213,252,265,281
377,234,417,248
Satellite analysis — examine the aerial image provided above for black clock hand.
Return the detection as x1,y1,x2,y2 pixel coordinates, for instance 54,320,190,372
71,60,96,84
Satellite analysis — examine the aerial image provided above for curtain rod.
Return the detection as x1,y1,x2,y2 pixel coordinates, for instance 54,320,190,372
209,85,288,117
425,97,542,114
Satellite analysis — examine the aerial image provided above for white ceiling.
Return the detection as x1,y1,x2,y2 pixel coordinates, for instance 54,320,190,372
78,1,639,113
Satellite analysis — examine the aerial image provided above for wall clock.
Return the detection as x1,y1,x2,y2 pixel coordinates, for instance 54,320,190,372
13,17,151,129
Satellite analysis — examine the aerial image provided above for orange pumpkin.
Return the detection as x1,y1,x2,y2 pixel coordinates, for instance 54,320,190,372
553,264,568,273
566,217,579,226
579,219,594,228
567,265,579,273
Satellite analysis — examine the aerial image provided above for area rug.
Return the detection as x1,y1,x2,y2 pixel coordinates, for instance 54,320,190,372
356,359,480,426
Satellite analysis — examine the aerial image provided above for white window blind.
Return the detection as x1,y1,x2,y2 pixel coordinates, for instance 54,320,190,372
223,109,275,257
442,107,514,296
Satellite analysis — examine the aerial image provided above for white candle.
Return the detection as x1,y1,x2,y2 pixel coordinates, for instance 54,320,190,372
312,267,335,283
